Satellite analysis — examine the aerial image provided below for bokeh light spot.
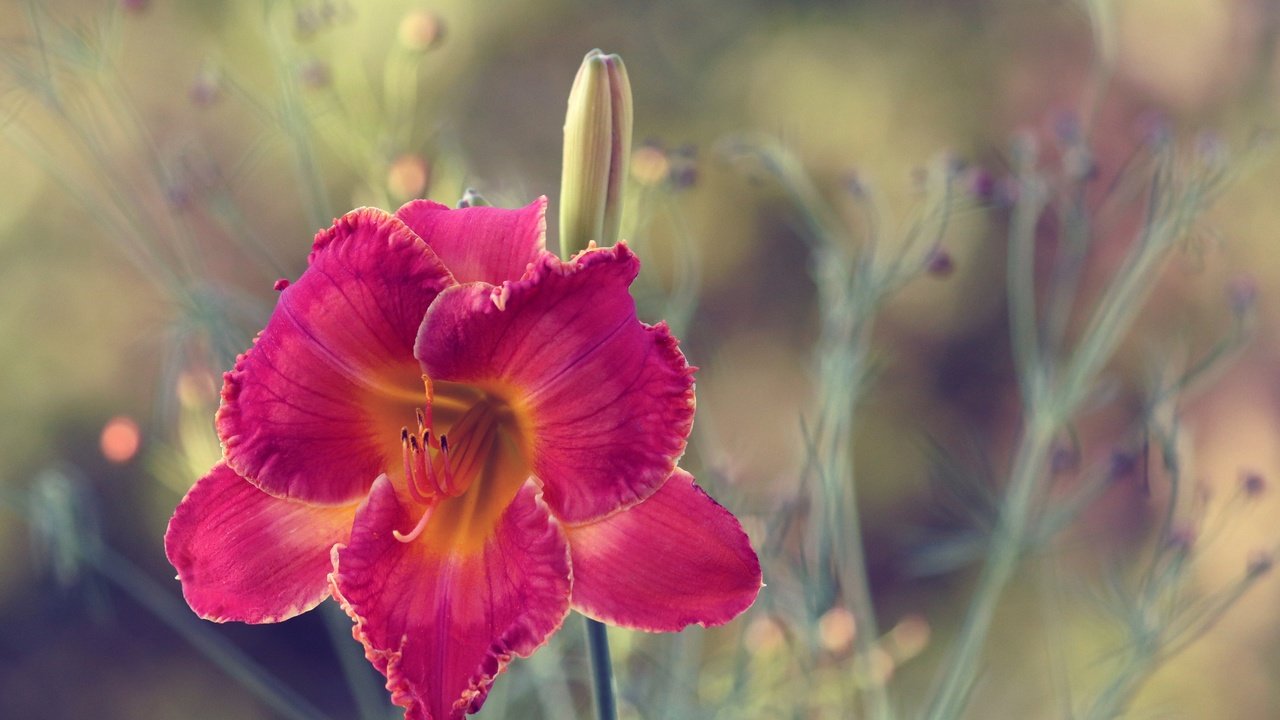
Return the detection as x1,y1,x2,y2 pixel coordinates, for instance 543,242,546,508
100,416,141,464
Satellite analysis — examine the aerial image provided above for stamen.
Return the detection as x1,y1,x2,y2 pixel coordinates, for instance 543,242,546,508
438,435,454,495
421,430,443,494
405,434,433,504
393,504,435,543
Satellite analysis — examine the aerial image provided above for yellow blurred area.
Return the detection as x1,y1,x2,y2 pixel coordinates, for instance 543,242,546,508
5,0,1280,718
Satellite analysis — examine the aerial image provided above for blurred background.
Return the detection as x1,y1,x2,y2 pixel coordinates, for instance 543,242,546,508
3,0,1280,718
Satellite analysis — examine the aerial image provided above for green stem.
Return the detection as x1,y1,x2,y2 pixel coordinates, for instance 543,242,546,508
1082,647,1154,720
924,414,1058,720
90,546,333,720
584,616,618,720
320,602,388,720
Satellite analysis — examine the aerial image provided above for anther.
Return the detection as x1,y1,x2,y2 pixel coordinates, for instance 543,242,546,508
401,430,431,504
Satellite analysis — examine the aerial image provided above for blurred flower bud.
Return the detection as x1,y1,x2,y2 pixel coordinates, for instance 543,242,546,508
842,170,867,198
1228,274,1258,318
398,10,445,52
1241,469,1267,498
1052,110,1081,146
560,49,632,259
1109,449,1138,481
295,7,324,39
457,187,489,208
1247,549,1274,578
995,177,1020,209
299,59,331,90
121,0,149,14
189,66,221,107
964,167,996,203
925,248,955,278
669,144,698,189
1135,110,1171,148
1050,443,1080,474
387,154,429,200
1166,522,1197,554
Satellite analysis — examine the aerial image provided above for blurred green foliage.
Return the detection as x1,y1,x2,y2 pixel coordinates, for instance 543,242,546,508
5,1,1280,719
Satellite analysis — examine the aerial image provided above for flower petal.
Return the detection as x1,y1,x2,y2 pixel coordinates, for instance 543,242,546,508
164,462,358,623
395,197,547,285
417,244,696,523
219,208,455,504
565,469,762,631
332,476,571,720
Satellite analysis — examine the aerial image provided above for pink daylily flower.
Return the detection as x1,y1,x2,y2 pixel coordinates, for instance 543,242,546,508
164,197,762,719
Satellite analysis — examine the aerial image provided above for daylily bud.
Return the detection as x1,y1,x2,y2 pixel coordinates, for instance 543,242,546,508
559,49,632,259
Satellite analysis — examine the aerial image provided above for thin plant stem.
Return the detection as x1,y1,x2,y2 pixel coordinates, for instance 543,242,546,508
90,546,334,720
924,413,1058,720
1082,646,1154,720
320,601,389,720
584,616,618,720
754,142,893,720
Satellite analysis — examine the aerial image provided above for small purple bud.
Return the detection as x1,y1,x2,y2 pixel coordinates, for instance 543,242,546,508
965,167,996,203
1247,549,1274,577
1052,110,1081,145
299,59,331,90
910,166,928,190
121,0,149,13
1110,450,1138,481
670,163,698,190
1135,110,1171,148
1050,444,1080,474
842,171,866,198
189,69,221,107
996,177,1020,209
669,145,698,189
295,8,323,38
1242,470,1266,498
1166,523,1197,553
925,248,954,278
165,183,192,210
1228,275,1258,317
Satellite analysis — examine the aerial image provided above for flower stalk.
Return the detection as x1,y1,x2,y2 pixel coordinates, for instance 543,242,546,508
585,617,619,720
